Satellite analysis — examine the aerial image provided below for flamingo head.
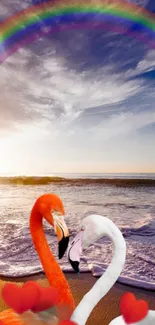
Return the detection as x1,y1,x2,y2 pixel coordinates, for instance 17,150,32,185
36,193,70,259
67,214,105,273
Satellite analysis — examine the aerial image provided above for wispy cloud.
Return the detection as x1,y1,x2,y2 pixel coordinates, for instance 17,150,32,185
136,50,155,72
126,50,155,80
87,110,155,140
0,0,154,174
0,42,143,134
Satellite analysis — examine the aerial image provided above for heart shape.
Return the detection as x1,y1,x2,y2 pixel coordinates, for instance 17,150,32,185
2,283,22,314
120,292,149,324
32,286,59,312
2,281,40,314
22,281,41,312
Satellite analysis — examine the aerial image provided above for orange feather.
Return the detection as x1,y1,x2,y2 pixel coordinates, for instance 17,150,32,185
0,194,75,325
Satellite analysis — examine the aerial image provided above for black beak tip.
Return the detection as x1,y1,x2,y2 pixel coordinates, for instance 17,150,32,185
58,236,69,259
69,259,80,274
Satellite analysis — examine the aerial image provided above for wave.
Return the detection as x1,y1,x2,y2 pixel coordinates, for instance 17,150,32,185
121,216,155,238
0,176,155,186
91,267,155,291
0,216,155,291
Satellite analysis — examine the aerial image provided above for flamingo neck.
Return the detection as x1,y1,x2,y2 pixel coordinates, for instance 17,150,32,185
71,221,126,325
30,205,75,310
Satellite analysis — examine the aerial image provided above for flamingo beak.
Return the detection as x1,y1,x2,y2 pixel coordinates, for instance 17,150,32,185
54,216,70,259
67,231,83,274
58,235,69,259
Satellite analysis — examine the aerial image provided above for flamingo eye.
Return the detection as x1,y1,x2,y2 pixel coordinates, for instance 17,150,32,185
52,209,61,216
52,210,62,223
81,226,85,231
51,210,57,220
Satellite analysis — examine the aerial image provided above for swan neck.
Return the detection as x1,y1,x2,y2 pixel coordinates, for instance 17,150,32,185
71,220,126,325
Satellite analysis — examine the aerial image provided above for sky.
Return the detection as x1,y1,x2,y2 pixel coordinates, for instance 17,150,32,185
0,0,155,175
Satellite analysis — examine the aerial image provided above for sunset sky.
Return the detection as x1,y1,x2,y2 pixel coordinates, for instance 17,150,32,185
0,0,155,175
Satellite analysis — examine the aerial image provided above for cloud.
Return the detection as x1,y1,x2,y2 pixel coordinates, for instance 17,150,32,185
0,0,32,19
0,42,143,135
83,110,155,141
0,51,42,133
125,0,149,8
136,50,155,72
126,50,155,79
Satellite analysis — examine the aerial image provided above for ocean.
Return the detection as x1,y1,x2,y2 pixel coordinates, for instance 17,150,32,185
0,173,155,291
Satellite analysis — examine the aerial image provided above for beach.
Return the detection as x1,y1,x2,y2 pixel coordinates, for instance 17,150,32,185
0,174,154,323
0,273,155,324
0,176,155,289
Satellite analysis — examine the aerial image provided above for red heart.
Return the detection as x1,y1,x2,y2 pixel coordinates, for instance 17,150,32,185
32,287,59,312
2,283,22,314
2,281,40,314
21,281,41,312
120,292,149,324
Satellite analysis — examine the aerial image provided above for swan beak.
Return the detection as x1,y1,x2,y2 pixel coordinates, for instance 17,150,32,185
54,216,70,259
69,260,80,274
67,231,83,274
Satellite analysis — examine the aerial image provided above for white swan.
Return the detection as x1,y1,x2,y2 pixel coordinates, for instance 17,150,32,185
67,214,126,325
67,214,155,325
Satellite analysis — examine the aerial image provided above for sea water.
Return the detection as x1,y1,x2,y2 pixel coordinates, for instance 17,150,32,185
0,173,154,291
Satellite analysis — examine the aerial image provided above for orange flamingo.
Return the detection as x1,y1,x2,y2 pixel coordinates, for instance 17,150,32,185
0,193,75,325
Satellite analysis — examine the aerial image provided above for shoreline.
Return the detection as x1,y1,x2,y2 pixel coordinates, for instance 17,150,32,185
1,269,155,290
0,273,154,324
0,271,155,291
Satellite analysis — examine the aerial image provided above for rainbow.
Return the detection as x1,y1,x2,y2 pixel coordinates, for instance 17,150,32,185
0,0,155,64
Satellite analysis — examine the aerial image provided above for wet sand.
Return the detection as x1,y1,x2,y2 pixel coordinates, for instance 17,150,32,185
0,273,155,324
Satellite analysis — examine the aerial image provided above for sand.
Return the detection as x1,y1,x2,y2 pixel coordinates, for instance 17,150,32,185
0,273,155,324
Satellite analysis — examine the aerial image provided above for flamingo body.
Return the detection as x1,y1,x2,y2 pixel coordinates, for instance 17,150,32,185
0,194,75,325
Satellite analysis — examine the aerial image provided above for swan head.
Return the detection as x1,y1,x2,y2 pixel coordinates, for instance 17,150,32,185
35,193,70,259
67,214,109,273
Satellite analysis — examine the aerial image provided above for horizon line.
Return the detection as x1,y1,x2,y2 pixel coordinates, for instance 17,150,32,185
0,172,155,177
